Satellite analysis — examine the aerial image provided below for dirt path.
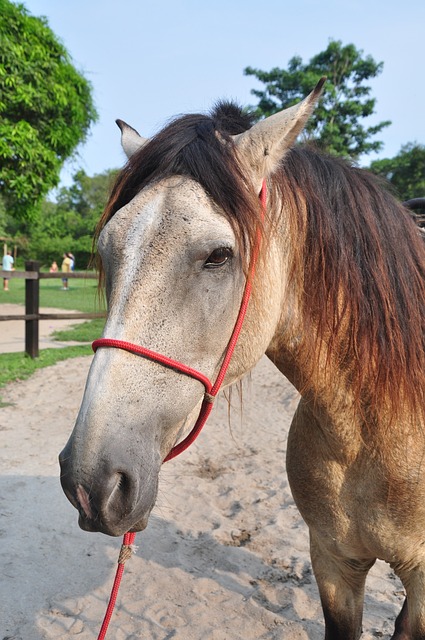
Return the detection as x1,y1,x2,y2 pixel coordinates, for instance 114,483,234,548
0,356,403,639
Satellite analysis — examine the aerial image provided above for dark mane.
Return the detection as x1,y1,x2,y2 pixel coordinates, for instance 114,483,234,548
96,101,261,263
276,147,425,423
97,101,425,423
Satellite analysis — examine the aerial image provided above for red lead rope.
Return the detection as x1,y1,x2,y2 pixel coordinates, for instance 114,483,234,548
94,181,266,639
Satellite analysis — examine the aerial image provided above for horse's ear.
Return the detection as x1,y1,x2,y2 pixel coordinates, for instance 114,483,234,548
116,119,149,159
233,78,326,190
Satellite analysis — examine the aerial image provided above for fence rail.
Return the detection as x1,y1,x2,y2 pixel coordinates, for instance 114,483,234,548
0,260,105,358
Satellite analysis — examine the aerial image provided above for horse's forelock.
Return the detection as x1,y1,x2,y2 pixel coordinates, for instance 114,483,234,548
210,100,257,135
95,102,262,268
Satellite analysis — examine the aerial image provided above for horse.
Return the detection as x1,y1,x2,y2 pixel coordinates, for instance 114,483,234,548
59,80,425,639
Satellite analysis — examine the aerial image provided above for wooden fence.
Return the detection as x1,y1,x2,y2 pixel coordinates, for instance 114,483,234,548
0,260,105,358
1,199,424,358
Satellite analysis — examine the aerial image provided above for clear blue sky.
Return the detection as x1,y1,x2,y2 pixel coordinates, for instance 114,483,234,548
22,0,425,186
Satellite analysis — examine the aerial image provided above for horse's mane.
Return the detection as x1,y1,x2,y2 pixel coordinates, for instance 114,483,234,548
277,147,425,425
97,101,425,424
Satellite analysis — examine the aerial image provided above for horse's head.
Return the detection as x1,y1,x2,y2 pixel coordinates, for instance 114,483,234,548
59,82,324,536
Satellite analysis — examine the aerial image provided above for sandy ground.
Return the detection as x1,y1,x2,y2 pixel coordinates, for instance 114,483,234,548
0,350,406,639
0,303,89,353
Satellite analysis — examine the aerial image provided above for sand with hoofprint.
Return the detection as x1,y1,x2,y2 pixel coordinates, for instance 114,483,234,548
0,318,406,638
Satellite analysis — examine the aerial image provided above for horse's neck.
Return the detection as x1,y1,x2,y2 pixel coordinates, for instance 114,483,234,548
266,320,425,466
263,193,425,461
266,302,365,424
266,337,367,469
262,199,361,436
266,331,351,411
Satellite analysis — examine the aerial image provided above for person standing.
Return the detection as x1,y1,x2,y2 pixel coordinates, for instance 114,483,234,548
2,250,14,291
61,252,72,290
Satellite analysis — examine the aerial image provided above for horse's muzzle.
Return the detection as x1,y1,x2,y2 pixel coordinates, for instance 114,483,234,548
58,445,158,537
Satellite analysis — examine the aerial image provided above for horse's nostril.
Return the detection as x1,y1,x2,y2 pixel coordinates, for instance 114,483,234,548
60,449,157,535
104,470,138,520
113,471,132,495
115,472,127,492
76,484,94,519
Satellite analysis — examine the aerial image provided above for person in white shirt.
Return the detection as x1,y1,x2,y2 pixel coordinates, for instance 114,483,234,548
2,251,14,291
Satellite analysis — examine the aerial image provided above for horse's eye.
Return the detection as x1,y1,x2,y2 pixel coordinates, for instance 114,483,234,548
204,247,233,269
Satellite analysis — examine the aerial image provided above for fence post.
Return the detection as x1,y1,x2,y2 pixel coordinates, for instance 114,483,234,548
25,260,40,358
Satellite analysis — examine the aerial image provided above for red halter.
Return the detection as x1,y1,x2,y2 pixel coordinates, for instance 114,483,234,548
92,180,266,462
92,181,266,639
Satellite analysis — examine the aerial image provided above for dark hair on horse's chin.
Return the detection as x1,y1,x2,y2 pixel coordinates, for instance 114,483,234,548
94,100,263,274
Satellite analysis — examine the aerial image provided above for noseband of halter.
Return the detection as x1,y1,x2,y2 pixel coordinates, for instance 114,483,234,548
92,181,267,463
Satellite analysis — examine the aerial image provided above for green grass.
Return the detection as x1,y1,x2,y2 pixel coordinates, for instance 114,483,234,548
52,317,105,342
0,345,93,393
0,272,105,313
0,272,105,395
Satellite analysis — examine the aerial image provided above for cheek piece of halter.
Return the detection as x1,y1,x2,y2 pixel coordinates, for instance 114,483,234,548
90,181,266,639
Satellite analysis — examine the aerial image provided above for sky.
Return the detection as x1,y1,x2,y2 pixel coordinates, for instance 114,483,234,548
21,0,425,187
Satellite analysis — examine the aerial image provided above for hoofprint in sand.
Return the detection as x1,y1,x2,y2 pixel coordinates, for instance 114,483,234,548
0,356,404,639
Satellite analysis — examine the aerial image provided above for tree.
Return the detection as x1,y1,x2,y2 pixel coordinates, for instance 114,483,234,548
0,0,98,222
369,143,425,202
26,169,118,268
0,195,7,238
244,40,391,159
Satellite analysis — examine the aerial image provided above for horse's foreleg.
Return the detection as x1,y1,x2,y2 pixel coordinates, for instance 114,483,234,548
391,598,410,640
310,532,375,640
392,565,425,640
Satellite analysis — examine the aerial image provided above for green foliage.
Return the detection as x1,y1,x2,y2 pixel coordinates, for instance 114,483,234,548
25,168,118,268
0,0,98,221
244,40,391,159
369,143,425,201
0,194,7,236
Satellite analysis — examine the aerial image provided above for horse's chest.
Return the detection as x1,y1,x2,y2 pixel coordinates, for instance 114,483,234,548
287,402,381,540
